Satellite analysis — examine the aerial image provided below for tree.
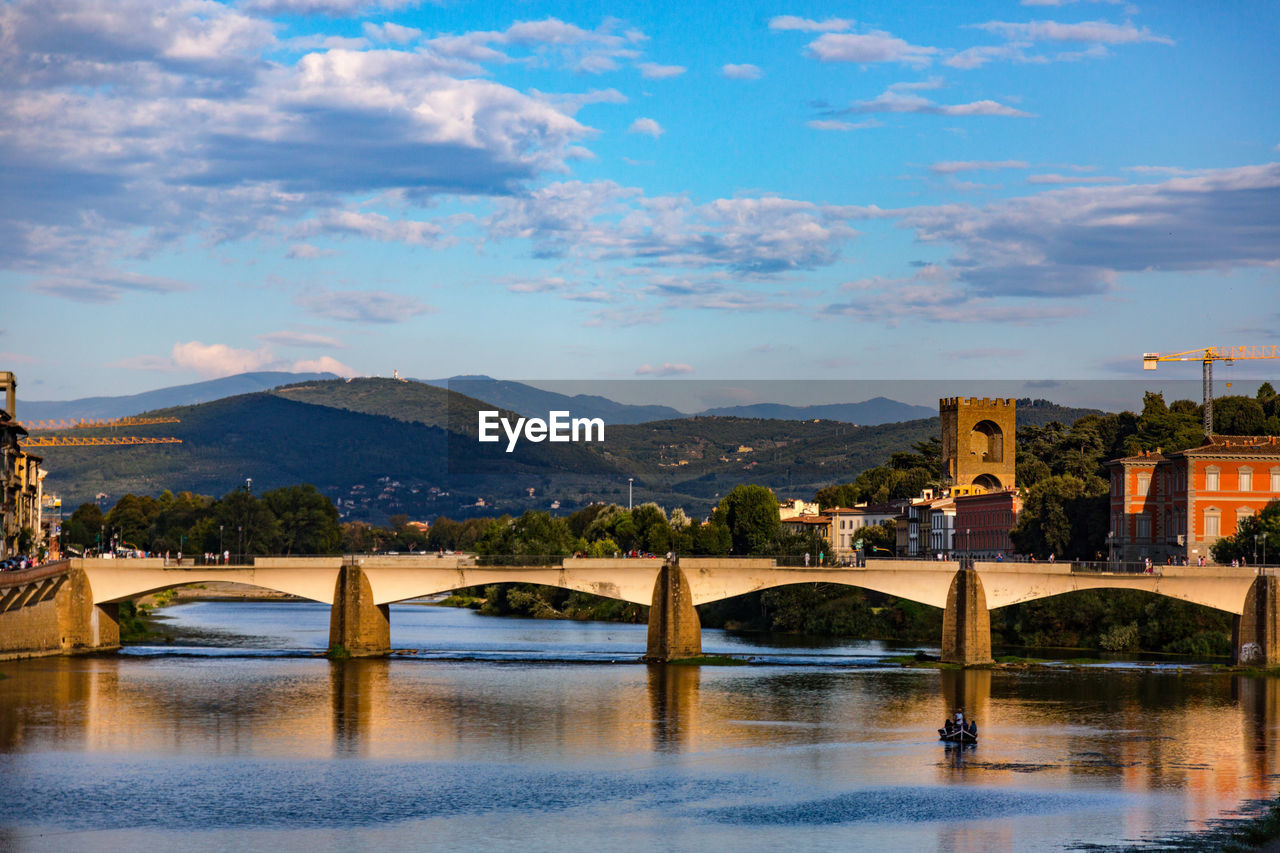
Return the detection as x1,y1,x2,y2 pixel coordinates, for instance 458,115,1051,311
62,502,104,551
261,484,341,555
717,485,780,554
1212,500,1280,565
1010,475,1107,560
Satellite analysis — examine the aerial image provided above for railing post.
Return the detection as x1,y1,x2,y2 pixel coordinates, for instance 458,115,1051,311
941,567,993,666
645,558,701,662
328,561,389,658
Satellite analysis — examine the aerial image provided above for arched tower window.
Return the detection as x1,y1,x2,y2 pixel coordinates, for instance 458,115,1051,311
970,420,1004,463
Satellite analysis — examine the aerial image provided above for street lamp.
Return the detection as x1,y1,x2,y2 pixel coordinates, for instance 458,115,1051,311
628,477,634,511
219,524,224,562
245,477,253,493
1263,532,1269,569
966,528,971,569
237,525,243,563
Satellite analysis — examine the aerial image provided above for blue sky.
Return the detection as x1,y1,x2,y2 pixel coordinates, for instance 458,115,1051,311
3,0,1278,402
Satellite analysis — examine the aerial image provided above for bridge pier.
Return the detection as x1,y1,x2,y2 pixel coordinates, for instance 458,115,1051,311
0,564,118,660
941,568,992,666
1235,575,1280,667
645,559,702,662
328,563,390,658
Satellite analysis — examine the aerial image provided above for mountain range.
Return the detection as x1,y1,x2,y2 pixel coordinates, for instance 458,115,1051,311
20,372,1105,522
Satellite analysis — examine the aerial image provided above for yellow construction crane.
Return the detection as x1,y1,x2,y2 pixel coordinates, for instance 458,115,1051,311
1143,345,1280,435
19,416,181,431
20,435,183,448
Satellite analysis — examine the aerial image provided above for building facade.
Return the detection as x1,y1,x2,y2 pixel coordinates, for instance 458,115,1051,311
1107,435,1280,564
953,489,1022,560
940,397,1017,491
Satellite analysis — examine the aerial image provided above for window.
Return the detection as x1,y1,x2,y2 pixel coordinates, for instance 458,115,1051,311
1137,514,1151,541
1137,473,1151,497
1272,468,1280,493
1205,467,1220,491
1240,468,1253,492
1237,508,1254,531
1204,508,1221,539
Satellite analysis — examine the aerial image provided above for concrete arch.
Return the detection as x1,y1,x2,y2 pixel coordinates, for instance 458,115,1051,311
82,559,342,605
974,566,1256,614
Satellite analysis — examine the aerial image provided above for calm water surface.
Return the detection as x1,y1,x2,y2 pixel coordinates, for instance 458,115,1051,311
2,601,1278,852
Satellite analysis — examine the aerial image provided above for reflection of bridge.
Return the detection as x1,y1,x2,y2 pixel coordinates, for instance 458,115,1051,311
1,556,1277,665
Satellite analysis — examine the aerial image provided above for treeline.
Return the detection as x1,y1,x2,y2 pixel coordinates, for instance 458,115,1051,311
62,485,342,556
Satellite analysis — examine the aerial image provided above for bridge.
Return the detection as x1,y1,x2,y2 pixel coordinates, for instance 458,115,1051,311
1,556,1276,666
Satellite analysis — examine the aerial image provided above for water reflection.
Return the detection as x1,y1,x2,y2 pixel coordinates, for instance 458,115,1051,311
4,612,1280,850
648,663,700,753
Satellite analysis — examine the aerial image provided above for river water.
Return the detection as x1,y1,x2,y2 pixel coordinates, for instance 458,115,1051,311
2,601,1279,852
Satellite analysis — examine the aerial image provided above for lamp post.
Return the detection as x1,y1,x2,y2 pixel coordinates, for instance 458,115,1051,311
1263,532,1269,569
628,477,634,511
219,525,224,562
237,525,243,564
965,527,971,569
1256,534,1260,567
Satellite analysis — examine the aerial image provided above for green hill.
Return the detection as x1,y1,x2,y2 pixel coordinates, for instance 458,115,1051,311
35,382,1102,522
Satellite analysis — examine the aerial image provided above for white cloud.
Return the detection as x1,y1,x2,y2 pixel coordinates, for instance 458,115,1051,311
171,341,276,377
486,181,870,275
243,0,427,16
291,355,358,376
259,330,346,349
973,19,1174,45
423,17,645,74
899,163,1280,297
1026,173,1123,184
806,119,881,131
0,5,601,278
294,287,433,323
29,272,192,303
806,31,938,66
721,63,762,80
628,117,664,137
930,160,1029,174
845,90,1033,117
294,210,446,246
635,363,694,376
768,16,853,32
361,22,422,44
636,62,686,79
286,243,337,259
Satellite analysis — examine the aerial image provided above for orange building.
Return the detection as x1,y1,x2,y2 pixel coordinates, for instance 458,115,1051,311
1107,435,1280,564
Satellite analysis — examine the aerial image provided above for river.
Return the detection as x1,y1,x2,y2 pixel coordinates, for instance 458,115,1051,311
2,601,1278,852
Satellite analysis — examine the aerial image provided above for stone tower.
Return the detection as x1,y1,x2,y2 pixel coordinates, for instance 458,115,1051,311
940,397,1016,491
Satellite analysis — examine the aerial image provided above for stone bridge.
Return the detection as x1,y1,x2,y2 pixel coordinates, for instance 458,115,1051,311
1,556,1275,665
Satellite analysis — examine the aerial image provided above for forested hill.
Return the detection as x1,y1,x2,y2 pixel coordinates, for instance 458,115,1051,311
34,379,1115,523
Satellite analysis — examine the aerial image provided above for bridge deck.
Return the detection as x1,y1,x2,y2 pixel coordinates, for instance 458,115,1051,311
63,557,1263,614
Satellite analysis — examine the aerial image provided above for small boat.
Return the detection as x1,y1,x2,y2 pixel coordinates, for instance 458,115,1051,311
938,727,978,744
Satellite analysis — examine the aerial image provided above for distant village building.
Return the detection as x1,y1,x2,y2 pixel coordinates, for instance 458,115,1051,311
826,502,906,556
1107,435,1280,564
778,498,820,521
779,513,830,543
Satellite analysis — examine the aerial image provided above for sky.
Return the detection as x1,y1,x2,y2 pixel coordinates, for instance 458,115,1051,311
2,0,1278,403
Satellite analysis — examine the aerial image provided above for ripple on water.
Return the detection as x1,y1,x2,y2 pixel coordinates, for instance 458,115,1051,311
701,785,1133,826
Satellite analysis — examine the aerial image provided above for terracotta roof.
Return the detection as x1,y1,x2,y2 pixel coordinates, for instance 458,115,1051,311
1106,450,1168,465
1169,434,1280,457
783,515,830,524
